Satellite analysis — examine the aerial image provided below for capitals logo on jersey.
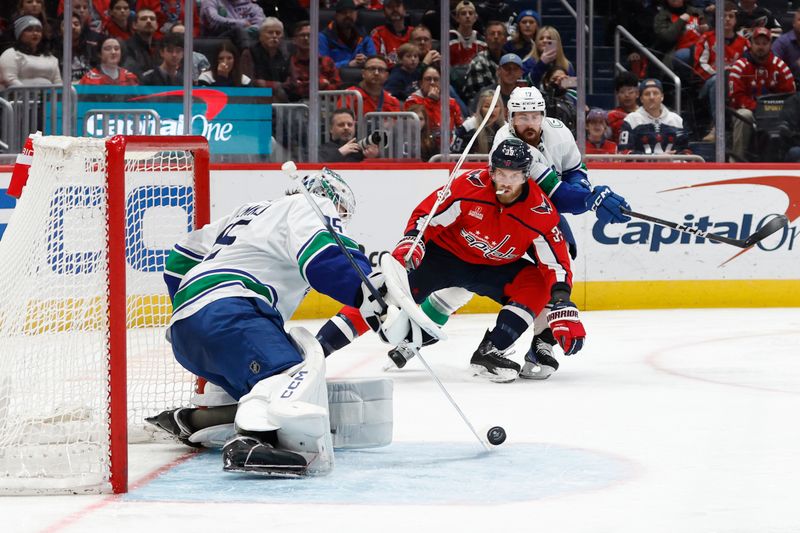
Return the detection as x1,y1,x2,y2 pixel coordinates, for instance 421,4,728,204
530,193,553,215
459,229,518,261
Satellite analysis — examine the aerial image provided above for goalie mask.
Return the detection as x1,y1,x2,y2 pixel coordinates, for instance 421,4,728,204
302,168,356,225
507,86,546,122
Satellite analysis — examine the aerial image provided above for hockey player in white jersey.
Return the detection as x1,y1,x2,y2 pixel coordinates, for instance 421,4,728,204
150,168,416,476
396,87,632,380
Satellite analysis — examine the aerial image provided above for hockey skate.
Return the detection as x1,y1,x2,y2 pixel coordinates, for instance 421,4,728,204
386,342,417,369
145,407,204,448
470,331,521,383
519,333,559,380
222,434,308,477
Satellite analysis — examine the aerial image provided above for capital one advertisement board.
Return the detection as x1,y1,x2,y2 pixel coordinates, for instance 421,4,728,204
55,86,272,157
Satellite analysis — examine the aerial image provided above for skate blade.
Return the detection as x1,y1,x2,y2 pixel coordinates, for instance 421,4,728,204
519,363,555,380
470,364,517,383
224,464,307,478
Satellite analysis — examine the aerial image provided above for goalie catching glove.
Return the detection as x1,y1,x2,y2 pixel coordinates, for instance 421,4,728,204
546,299,586,356
586,185,631,224
391,235,425,270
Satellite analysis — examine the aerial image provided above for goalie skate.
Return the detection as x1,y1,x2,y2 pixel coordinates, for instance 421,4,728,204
470,332,520,383
145,408,203,448
385,342,417,369
222,435,308,477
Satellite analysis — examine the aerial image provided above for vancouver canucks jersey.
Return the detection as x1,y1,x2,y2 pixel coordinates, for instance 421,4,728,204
164,193,369,325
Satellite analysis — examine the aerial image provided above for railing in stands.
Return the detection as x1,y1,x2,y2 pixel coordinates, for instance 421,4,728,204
0,85,77,153
614,25,681,115
273,103,310,163
0,98,13,153
584,154,706,162
365,112,422,160
318,90,365,144
428,153,490,162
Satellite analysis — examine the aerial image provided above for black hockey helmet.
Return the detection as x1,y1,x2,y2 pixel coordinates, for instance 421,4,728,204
490,138,532,176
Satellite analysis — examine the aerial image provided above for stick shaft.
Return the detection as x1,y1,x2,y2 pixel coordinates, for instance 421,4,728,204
621,208,749,248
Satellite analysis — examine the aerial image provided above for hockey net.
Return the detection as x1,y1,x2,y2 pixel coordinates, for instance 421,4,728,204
0,135,209,494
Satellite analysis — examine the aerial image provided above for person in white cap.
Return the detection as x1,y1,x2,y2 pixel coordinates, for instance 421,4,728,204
0,15,61,88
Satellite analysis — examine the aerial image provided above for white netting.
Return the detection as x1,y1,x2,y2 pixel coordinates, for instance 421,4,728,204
0,137,200,494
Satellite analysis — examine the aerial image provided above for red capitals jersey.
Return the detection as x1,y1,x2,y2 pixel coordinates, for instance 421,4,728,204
371,24,414,67
693,31,748,81
404,168,572,289
728,52,795,110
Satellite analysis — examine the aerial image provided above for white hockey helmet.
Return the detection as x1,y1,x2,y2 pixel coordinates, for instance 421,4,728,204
302,168,356,225
507,86,546,121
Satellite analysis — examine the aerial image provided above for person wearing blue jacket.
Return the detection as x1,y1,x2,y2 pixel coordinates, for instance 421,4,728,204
319,0,377,69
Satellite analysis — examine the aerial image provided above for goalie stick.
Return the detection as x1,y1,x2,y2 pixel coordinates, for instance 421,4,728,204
403,85,502,265
620,208,789,249
282,163,494,452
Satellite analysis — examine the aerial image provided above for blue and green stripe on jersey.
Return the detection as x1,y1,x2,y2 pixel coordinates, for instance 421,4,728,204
533,168,560,196
172,269,278,313
165,244,204,279
297,229,361,281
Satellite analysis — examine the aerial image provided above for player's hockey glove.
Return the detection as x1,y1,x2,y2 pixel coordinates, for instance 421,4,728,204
546,299,586,356
586,185,631,224
391,235,425,270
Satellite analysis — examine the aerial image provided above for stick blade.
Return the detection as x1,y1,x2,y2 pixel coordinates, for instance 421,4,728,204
744,214,789,247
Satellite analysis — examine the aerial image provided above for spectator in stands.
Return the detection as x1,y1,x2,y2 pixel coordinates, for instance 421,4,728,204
55,12,95,81
319,107,380,162
503,9,539,59
198,40,250,86
0,15,61,88
406,102,438,161
462,20,506,107
736,0,782,39
475,0,516,36
103,0,133,41
607,71,640,143
449,1,486,67
284,20,341,102
728,27,795,160
122,8,159,78
200,0,265,50
370,0,413,67
68,0,104,34
8,0,54,49
541,65,577,135
344,55,401,112
79,35,139,85
320,0,377,69
385,42,419,101
405,65,464,133
584,108,617,155
772,10,800,85
411,24,439,71
778,92,800,161
144,0,200,37
694,1,747,141
653,0,708,83
255,0,308,33
522,26,574,88
169,23,211,83
618,78,690,155
242,18,289,99
141,32,183,85
451,87,505,154
495,53,524,107
69,0,104,46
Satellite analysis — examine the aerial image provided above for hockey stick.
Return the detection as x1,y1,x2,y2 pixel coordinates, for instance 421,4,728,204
283,163,489,451
620,208,789,249
403,85,502,265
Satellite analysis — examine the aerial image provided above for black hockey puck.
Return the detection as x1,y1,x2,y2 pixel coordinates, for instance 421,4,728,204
486,426,506,446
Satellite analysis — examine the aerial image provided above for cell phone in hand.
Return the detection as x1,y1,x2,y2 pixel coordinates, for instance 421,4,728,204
561,76,578,89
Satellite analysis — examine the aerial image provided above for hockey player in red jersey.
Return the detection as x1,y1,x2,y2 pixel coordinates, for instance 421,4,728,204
316,138,585,383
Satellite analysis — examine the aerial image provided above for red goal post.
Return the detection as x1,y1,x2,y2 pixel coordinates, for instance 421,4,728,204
0,135,209,494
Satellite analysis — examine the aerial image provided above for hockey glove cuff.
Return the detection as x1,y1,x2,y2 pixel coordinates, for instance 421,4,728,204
392,236,425,270
587,186,631,224
546,300,586,356
357,271,389,333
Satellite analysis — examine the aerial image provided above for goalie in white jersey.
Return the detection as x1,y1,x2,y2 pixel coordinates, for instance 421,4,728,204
151,168,406,477
397,87,632,380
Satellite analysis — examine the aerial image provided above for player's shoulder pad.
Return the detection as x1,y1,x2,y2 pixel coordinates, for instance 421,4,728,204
543,117,577,143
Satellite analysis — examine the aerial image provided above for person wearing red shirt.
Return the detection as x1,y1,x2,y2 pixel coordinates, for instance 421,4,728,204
653,0,707,82
103,0,133,41
315,138,584,383
729,26,796,160
404,65,463,134
283,21,341,101
606,72,640,143
79,36,139,85
370,0,413,67
341,55,401,113
448,1,486,66
584,108,617,155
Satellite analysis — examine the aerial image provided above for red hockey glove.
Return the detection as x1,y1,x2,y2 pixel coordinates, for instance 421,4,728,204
546,300,586,356
391,236,425,270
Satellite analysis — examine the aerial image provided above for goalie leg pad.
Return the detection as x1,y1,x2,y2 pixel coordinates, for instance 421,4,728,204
327,378,393,449
234,327,334,475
